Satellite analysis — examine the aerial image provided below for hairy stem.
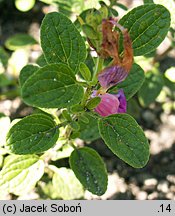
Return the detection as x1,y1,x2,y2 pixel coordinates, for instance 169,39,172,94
92,57,104,84
81,86,93,107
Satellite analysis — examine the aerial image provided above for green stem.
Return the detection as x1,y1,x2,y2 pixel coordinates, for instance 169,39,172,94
76,81,88,87
81,86,92,107
64,125,72,139
69,141,77,150
92,57,104,84
56,121,69,128
80,58,104,108
88,110,102,120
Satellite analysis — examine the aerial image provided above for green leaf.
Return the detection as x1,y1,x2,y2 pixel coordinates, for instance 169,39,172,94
109,7,119,17
85,9,102,29
86,97,101,109
36,54,47,67
52,167,84,200
154,0,175,28
79,62,91,81
19,64,39,87
84,52,95,74
36,107,58,118
0,155,3,168
74,9,92,30
119,4,170,56
0,47,9,67
99,2,108,18
41,12,86,73
115,2,128,10
39,0,55,4
115,63,145,100
3,155,18,167
98,114,149,168
144,0,154,3
70,104,84,113
6,113,59,154
62,109,72,121
21,63,84,109
70,121,80,131
69,147,108,195
79,113,100,141
0,155,44,195
70,131,80,139
127,98,141,119
138,70,164,106
5,34,37,50
0,74,13,87
42,0,84,17
82,24,98,39
79,113,89,124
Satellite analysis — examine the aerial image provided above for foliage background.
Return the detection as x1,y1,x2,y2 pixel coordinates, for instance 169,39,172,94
0,0,175,200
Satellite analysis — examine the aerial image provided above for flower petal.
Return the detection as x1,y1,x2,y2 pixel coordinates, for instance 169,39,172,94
94,93,120,117
98,65,128,89
116,89,127,113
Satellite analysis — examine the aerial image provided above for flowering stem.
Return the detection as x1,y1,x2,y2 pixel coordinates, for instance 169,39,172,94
88,110,102,119
81,86,92,107
77,81,89,87
92,57,104,84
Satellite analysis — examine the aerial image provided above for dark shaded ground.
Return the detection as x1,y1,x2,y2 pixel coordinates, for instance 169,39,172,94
89,143,175,200
0,0,44,44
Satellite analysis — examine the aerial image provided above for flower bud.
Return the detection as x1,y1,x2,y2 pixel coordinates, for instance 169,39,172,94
94,93,120,117
93,89,127,117
85,9,102,29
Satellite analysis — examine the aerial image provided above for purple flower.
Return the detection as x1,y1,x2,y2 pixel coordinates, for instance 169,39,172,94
117,89,127,113
98,65,128,89
93,89,127,117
